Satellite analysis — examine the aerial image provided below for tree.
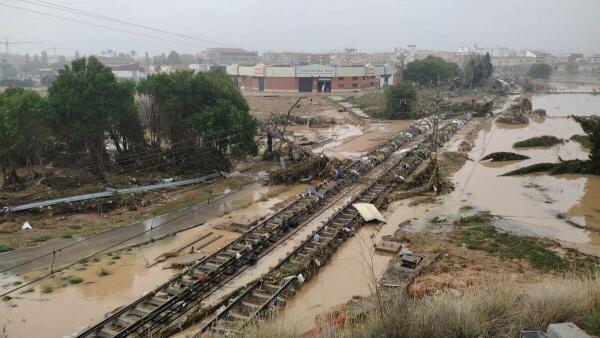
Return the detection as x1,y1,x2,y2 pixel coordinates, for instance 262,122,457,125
483,52,493,78
0,88,50,178
463,54,493,88
166,50,182,64
403,56,459,86
41,50,48,66
572,116,600,174
566,63,579,75
0,62,17,79
144,52,151,66
48,56,143,170
137,70,257,170
527,63,552,79
382,82,417,119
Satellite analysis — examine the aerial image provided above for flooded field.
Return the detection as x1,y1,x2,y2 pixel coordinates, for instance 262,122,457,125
531,93,600,117
273,90,600,331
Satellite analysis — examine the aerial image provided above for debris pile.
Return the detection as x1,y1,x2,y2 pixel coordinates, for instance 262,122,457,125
497,98,534,124
269,155,332,184
497,112,529,124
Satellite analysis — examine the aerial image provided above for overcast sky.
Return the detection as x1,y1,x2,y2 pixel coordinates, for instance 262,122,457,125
1,0,599,56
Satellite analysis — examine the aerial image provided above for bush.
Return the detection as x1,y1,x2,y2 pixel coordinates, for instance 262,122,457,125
513,135,563,148
378,82,417,120
0,244,13,253
528,63,553,79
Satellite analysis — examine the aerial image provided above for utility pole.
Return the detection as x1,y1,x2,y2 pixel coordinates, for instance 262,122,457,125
2,37,42,54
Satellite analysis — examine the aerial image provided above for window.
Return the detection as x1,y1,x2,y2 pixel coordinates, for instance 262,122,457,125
338,84,345,89
352,83,358,88
338,77,345,80
352,77,358,80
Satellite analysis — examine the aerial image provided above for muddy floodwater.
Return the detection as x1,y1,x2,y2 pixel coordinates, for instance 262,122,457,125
275,91,600,331
0,184,306,338
531,93,600,117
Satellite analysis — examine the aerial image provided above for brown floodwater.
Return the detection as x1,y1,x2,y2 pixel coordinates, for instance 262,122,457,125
0,184,306,338
272,92,600,330
531,93,600,117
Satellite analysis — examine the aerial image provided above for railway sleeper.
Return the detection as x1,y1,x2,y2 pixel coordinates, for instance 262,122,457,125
98,326,120,338
163,285,182,296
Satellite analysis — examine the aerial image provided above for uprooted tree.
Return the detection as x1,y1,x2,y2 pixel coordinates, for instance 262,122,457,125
137,69,258,171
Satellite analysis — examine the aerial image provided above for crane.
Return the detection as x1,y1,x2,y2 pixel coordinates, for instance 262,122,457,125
2,37,42,54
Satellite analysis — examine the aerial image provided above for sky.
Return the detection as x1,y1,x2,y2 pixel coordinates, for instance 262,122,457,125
1,0,600,56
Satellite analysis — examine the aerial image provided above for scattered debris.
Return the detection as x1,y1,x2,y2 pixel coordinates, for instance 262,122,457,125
21,221,32,231
352,203,385,222
497,112,529,124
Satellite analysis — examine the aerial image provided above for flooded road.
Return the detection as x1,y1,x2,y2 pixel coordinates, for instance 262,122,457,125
0,184,306,338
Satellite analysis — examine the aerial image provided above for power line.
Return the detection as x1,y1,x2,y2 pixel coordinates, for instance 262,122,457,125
0,2,201,47
16,0,222,45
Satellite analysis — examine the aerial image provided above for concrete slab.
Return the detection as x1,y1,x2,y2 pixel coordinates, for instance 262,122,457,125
375,240,402,254
547,323,590,338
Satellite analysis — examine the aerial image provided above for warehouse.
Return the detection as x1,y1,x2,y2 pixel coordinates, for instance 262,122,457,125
226,63,394,93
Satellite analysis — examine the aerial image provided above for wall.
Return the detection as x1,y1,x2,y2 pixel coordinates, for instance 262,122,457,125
265,77,298,92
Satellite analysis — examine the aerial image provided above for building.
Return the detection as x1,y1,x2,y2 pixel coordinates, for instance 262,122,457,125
110,63,146,82
330,48,367,66
200,48,258,65
262,52,331,66
227,63,394,93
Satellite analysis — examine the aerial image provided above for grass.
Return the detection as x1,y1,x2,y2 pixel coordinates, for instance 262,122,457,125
66,276,83,284
454,216,599,272
40,285,54,294
98,268,110,277
513,135,563,148
502,160,593,176
0,244,13,253
242,275,600,338
571,134,592,148
481,152,530,162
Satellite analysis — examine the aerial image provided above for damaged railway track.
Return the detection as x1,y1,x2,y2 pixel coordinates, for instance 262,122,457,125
76,113,469,338
192,114,471,336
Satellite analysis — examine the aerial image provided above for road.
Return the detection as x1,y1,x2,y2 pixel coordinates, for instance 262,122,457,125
0,181,267,275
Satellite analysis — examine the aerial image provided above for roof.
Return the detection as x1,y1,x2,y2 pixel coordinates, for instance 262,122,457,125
110,63,145,72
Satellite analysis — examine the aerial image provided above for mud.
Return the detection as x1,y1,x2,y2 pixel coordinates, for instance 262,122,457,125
273,92,600,330
0,184,306,338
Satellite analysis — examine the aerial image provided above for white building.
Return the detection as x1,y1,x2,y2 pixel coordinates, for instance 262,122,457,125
110,64,146,82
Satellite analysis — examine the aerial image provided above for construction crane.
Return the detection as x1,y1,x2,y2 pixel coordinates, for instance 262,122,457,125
2,37,42,54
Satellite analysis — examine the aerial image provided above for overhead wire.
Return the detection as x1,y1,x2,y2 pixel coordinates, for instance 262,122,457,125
0,2,199,47
16,0,222,45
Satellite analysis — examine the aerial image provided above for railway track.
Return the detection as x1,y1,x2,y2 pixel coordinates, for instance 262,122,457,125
194,114,471,337
76,115,448,338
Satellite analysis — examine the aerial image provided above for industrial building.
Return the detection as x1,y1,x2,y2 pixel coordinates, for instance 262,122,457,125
226,63,395,93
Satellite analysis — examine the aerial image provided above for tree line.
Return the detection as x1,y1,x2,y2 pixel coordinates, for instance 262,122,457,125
0,56,257,184
378,53,494,119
